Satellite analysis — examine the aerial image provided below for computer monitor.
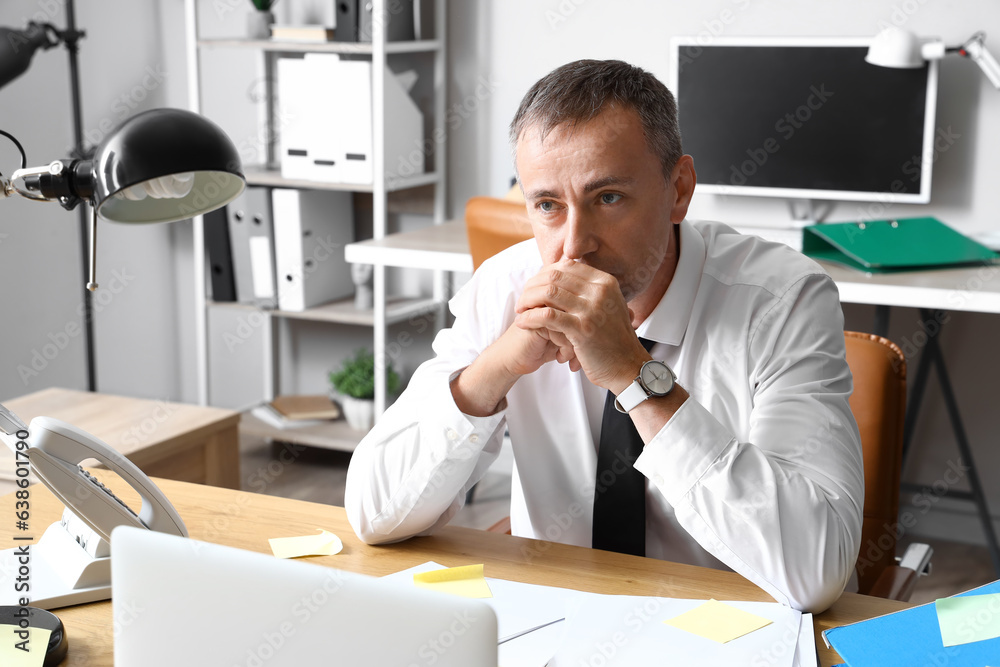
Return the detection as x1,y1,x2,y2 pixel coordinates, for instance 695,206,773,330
669,37,939,204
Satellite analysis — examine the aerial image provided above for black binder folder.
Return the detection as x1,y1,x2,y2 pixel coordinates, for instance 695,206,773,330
203,205,236,303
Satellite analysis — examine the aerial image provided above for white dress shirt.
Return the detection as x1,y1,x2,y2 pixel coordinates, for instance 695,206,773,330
345,219,864,613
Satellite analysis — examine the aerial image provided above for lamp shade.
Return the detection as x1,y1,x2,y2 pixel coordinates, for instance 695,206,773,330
92,108,245,223
866,27,925,67
867,27,946,69
0,24,52,90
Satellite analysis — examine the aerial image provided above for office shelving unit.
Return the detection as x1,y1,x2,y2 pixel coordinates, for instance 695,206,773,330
183,0,447,451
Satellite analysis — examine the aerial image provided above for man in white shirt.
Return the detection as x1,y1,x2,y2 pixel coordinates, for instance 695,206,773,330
345,59,864,613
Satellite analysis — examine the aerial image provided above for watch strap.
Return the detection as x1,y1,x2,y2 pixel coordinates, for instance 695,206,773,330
614,380,648,413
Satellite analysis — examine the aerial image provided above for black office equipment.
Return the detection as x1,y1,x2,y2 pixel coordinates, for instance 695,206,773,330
336,0,415,42
671,37,938,204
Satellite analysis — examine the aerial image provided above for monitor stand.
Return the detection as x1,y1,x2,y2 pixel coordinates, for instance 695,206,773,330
787,199,834,227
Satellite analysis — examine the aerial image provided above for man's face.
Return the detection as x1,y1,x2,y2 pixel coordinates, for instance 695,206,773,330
515,106,684,303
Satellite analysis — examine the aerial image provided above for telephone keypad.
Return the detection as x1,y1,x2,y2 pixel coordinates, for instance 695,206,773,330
79,466,143,522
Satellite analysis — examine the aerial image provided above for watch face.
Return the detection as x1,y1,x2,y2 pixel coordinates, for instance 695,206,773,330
640,361,674,396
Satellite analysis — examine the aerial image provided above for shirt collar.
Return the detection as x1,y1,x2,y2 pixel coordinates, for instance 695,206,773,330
635,219,706,347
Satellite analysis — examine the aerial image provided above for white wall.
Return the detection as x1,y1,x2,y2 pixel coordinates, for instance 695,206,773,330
0,0,183,403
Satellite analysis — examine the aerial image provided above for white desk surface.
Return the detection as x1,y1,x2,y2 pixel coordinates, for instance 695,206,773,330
345,220,474,273
821,261,1000,314
344,221,1000,315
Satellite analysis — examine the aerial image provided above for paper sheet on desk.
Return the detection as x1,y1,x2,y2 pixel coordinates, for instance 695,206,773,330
383,562,817,667
548,595,806,667
383,562,583,665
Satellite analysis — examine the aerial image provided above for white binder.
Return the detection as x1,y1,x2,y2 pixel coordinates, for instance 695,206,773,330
276,56,315,182
272,188,355,311
278,54,424,184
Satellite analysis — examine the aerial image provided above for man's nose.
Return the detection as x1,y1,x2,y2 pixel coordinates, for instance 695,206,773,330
563,207,598,260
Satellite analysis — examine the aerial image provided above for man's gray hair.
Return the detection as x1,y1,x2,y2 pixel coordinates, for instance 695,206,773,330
509,59,683,177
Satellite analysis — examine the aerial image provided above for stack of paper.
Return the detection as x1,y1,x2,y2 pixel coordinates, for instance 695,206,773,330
251,395,342,430
270,25,336,41
383,562,816,667
269,394,341,420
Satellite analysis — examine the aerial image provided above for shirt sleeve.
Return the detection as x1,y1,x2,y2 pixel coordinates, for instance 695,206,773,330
344,272,510,545
635,273,865,613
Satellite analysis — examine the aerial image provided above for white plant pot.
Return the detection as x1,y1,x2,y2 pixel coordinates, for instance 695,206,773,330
341,396,375,432
247,10,274,39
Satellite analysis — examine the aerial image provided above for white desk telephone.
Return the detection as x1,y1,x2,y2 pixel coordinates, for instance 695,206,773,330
0,402,187,609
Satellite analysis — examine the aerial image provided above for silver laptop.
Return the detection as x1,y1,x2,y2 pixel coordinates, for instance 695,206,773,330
111,527,498,666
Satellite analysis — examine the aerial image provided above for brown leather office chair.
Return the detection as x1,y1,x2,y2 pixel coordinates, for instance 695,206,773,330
464,198,930,600
845,331,930,600
464,196,534,271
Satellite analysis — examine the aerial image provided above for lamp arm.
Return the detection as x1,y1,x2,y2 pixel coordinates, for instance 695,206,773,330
8,160,94,209
962,32,1000,90
6,165,51,201
19,21,84,53
18,21,62,52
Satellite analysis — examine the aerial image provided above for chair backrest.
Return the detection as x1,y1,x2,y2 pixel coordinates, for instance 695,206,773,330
464,196,534,271
844,331,907,594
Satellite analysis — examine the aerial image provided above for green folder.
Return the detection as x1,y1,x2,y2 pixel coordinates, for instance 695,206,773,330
802,217,1000,273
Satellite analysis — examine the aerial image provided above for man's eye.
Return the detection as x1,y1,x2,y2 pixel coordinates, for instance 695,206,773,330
601,193,622,204
539,201,555,212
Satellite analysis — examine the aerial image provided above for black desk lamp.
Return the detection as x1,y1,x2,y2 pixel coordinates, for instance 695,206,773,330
0,3,246,390
2,107,246,309
0,22,61,88
4,108,246,224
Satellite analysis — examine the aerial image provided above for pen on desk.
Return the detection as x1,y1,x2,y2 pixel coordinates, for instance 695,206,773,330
497,618,565,645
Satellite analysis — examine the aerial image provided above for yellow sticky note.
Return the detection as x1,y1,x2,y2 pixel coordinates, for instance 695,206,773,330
269,529,343,559
664,599,772,644
413,564,493,599
0,625,51,667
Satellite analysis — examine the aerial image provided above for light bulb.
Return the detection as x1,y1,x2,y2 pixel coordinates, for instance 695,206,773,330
114,172,195,201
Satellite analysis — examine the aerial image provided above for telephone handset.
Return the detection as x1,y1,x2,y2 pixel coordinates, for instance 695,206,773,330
27,417,187,542
0,404,188,608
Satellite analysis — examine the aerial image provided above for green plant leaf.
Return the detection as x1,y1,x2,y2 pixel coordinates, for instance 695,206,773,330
329,348,400,399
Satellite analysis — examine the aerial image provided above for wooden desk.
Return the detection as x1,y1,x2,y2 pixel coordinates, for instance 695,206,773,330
0,472,907,666
0,388,241,493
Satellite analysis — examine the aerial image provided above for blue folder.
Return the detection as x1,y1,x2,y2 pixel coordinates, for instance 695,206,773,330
823,579,1000,666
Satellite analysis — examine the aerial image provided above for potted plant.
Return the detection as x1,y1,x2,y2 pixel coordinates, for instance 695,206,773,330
247,0,278,39
329,348,400,431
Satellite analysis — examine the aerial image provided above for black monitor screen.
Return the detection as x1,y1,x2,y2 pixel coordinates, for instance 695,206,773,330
675,44,932,200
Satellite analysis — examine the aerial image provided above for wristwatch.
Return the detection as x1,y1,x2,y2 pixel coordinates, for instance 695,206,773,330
614,360,676,413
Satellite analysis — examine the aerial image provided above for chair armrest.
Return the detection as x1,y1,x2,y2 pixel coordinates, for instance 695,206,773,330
868,542,934,601
487,516,511,534
868,565,919,600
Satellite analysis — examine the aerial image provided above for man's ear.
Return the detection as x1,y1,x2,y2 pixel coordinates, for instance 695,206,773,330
668,155,697,224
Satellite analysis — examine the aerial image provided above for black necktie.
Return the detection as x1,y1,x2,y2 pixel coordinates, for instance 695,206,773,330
592,337,655,557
